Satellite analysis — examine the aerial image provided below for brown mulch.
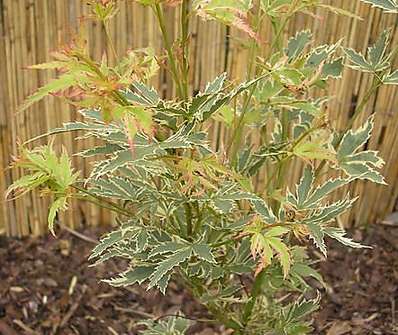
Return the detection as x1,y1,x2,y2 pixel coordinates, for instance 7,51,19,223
0,224,397,335
313,225,398,335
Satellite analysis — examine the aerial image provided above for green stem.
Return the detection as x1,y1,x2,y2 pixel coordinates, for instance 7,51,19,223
270,19,287,54
242,270,266,327
185,203,193,238
178,271,242,331
193,201,203,235
153,3,184,99
77,53,129,106
342,79,380,136
227,69,274,163
246,0,261,79
72,184,133,217
103,22,118,61
75,194,127,216
227,0,262,164
272,110,290,210
269,0,300,54
228,85,257,163
180,0,190,100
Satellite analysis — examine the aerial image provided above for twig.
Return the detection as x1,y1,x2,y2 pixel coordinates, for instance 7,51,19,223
59,285,87,328
113,305,153,319
380,220,398,227
60,224,98,244
391,297,396,326
107,326,119,335
13,320,40,335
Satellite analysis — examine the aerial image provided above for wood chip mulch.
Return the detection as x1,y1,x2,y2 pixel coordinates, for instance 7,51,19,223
0,224,397,335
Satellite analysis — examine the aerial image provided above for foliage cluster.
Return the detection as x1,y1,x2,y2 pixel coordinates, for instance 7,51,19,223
7,0,398,333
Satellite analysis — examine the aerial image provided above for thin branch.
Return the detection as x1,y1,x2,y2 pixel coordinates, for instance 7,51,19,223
60,224,98,244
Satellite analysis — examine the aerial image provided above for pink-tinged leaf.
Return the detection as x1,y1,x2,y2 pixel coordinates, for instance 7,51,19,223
195,0,258,41
119,106,154,155
124,115,138,156
232,10,260,43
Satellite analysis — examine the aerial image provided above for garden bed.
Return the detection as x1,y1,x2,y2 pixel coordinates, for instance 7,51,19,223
0,223,397,335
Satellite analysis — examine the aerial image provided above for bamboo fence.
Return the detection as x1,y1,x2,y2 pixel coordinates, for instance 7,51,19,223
1,0,398,237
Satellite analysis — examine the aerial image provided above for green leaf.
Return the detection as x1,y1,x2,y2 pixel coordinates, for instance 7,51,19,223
90,230,123,260
135,0,159,5
278,68,305,86
305,196,356,225
90,150,133,179
337,116,386,184
324,227,370,249
267,237,291,278
286,296,320,322
368,30,390,69
90,177,142,200
343,48,372,72
293,139,336,162
307,222,326,256
250,232,273,266
344,30,391,72
6,172,49,198
210,183,257,213
322,57,344,79
260,0,294,17
289,170,350,210
191,75,262,122
127,81,160,105
48,196,68,235
338,117,373,158
339,162,386,184
359,0,398,13
139,314,191,335
148,247,192,291
7,144,77,234
28,61,66,70
19,74,76,112
204,72,227,94
149,242,185,258
251,198,277,224
292,263,325,286
383,69,398,84
285,30,312,61
192,244,216,263
195,0,257,39
157,272,172,295
303,178,349,208
305,42,340,69
264,226,290,237
104,266,156,287
296,167,314,207
213,105,234,127
77,144,124,157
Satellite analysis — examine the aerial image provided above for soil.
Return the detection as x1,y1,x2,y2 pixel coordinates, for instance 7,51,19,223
0,224,397,335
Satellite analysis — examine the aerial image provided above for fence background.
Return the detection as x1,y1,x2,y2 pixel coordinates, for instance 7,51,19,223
1,0,398,237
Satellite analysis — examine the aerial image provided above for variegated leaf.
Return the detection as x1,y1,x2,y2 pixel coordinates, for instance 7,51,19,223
359,0,398,13
337,116,386,184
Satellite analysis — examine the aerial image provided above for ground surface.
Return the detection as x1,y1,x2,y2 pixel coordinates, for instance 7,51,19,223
0,224,397,335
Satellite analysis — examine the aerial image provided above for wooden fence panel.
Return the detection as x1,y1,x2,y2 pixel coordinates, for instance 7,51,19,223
0,0,397,236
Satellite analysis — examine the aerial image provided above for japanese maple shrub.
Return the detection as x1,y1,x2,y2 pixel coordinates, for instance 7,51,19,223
7,0,398,334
